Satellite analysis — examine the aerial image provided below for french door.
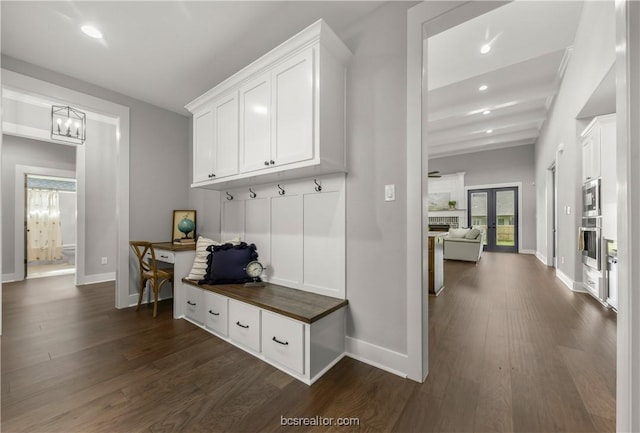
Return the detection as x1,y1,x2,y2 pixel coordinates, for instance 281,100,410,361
467,187,518,253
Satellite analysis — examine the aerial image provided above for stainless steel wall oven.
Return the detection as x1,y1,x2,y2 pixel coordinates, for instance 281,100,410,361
579,217,601,271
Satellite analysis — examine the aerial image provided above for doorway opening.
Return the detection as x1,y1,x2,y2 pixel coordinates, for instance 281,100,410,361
25,175,77,279
468,186,519,253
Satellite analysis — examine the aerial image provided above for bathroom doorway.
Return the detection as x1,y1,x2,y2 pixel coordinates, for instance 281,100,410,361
25,175,77,278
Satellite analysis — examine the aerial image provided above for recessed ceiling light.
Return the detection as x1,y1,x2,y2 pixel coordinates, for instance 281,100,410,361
81,25,103,39
479,84,488,91
480,43,492,54
483,110,491,115
486,129,493,134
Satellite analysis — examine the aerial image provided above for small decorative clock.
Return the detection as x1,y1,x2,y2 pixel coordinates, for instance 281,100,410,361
244,261,265,287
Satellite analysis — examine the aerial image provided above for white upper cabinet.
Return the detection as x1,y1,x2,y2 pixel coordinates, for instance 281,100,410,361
186,20,351,189
271,48,315,167
192,92,239,183
212,92,239,179
239,72,273,173
193,108,214,183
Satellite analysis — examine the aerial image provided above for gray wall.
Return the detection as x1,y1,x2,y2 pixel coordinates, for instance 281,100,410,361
430,144,537,252
1,135,76,274
341,2,411,354
534,1,615,283
2,55,191,243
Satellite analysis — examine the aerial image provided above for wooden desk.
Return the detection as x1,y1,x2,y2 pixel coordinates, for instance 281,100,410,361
147,242,196,318
428,232,446,295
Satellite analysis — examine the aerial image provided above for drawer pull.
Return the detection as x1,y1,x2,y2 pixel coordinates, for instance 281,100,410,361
187,301,196,306
236,321,249,329
208,310,220,316
272,336,289,346
160,255,169,259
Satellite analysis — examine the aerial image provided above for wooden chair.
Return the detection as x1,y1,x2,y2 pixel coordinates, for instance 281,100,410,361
129,241,174,318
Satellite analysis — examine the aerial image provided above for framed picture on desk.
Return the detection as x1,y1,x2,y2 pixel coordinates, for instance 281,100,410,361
172,210,197,244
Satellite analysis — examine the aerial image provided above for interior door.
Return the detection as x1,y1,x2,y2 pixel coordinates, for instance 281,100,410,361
468,187,518,253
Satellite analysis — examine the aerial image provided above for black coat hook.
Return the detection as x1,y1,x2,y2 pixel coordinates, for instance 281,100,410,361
277,184,285,195
249,188,257,198
314,179,322,192
226,192,234,201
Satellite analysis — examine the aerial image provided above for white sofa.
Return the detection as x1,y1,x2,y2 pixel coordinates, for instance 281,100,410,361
443,227,485,262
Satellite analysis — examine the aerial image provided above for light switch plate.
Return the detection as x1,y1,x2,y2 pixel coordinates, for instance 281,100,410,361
385,184,395,201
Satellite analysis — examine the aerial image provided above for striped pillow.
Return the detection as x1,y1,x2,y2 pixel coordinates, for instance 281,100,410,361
186,236,240,281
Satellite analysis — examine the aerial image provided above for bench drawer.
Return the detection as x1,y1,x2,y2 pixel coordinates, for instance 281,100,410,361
184,285,204,324
204,291,228,336
228,300,261,352
262,311,304,374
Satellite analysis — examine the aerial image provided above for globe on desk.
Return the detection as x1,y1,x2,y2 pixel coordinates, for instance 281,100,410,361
177,217,195,238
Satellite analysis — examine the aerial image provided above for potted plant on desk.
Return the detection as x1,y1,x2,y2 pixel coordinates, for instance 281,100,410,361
448,200,457,210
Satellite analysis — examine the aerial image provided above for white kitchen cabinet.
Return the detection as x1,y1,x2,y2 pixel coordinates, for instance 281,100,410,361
186,19,351,190
596,114,617,239
192,93,239,184
581,116,611,184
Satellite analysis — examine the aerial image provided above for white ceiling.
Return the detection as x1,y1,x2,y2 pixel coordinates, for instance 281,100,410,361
427,1,584,159
1,1,386,115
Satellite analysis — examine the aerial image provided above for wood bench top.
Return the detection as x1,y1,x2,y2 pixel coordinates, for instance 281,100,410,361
182,279,348,324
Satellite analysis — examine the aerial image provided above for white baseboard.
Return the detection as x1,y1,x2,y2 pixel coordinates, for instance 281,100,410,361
520,249,536,255
1,273,20,283
535,251,548,265
345,336,408,379
76,272,116,285
556,269,574,291
572,282,589,293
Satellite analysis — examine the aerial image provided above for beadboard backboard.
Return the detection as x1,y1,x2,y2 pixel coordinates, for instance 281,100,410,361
221,174,346,299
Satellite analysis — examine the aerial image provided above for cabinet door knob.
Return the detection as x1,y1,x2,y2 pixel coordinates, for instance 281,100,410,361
270,160,275,165
264,161,270,166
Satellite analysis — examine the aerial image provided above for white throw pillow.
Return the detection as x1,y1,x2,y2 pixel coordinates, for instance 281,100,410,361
449,228,470,238
186,236,241,281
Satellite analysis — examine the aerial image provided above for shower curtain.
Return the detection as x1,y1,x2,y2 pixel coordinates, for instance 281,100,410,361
27,188,63,262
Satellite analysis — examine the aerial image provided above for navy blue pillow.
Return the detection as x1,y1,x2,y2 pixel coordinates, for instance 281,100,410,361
199,242,259,285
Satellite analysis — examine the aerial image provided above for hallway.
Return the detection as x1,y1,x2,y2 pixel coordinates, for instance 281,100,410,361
397,253,617,432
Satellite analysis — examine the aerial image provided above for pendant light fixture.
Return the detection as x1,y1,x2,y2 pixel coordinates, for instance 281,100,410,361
51,105,86,145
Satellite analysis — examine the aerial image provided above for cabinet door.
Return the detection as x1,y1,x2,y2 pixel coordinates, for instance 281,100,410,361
239,73,272,173
193,108,215,183
272,49,315,167
212,93,239,179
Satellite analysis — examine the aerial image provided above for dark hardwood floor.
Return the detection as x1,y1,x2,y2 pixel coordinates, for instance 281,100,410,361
1,253,616,432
